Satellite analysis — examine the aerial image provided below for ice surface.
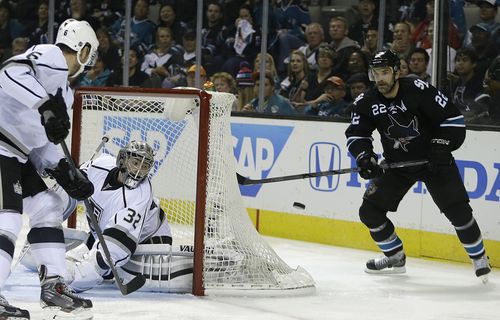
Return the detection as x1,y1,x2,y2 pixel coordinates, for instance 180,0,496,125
5,223,499,320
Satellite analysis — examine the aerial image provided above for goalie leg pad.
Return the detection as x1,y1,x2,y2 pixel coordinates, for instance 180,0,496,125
118,244,194,293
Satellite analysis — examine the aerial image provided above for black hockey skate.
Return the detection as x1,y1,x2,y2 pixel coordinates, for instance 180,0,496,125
38,265,93,320
472,254,491,284
0,294,29,319
365,251,406,274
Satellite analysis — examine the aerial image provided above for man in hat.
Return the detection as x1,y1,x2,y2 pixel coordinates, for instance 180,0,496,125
303,76,348,117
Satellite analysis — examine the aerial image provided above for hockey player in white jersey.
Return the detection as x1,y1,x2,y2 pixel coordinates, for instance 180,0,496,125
0,19,98,319
64,141,174,292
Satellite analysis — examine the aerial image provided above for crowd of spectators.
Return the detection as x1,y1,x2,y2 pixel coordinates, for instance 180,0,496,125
2,0,499,125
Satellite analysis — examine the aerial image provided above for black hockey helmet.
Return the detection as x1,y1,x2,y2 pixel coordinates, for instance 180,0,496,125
369,50,400,80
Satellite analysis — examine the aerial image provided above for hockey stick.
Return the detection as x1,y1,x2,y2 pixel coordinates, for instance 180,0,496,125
12,136,110,272
236,159,429,185
60,140,146,295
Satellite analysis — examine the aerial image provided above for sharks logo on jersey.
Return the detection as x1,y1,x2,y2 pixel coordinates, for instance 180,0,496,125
384,115,420,152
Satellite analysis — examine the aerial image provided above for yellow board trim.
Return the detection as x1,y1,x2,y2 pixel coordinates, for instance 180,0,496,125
247,209,500,268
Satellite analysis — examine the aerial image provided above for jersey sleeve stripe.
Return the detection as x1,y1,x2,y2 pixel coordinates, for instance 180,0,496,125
103,227,137,258
440,115,465,127
347,136,374,148
4,69,44,99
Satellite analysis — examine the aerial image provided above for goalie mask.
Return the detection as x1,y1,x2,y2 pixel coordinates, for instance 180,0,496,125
116,141,155,189
56,19,99,78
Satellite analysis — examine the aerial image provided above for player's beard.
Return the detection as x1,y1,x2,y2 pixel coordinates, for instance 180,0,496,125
376,77,397,95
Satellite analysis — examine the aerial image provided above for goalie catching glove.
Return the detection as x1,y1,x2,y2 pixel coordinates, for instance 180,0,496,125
38,88,70,144
356,151,382,180
46,158,94,200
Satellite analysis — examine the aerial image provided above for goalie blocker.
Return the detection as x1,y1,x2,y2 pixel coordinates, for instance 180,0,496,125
21,229,244,293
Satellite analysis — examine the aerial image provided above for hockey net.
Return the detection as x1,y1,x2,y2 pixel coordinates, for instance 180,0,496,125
70,87,315,295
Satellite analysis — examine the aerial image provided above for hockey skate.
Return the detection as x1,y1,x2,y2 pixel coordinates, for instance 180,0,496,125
472,254,491,284
365,251,406,274
0,294,29,319
38,265,93,320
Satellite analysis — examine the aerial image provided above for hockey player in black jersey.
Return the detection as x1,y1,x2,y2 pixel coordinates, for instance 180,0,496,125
345,50,491,281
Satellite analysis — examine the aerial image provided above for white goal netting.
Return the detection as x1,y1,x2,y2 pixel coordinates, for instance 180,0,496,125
73,88,315,294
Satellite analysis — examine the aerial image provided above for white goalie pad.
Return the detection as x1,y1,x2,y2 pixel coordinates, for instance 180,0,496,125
118,244,194,293
20,228,89,272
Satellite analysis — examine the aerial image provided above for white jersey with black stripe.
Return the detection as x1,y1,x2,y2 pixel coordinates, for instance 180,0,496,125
80,154,155,266
0,44,73,163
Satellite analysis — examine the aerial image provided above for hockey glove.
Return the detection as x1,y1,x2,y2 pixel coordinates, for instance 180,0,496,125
38,88,70,144
45,159,94,200
428,138,453,174
356,151,382,180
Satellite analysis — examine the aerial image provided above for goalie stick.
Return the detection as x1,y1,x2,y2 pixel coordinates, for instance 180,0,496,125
12,136,109,272
60,140,146,295
236,160,429,185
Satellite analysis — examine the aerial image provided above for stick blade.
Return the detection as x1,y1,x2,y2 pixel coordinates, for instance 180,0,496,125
119,275,146,295
236,173,248,185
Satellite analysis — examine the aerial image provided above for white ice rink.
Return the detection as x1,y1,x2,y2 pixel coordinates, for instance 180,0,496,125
5,227,500,320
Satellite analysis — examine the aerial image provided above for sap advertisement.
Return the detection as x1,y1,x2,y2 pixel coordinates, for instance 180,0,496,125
231,117,500,241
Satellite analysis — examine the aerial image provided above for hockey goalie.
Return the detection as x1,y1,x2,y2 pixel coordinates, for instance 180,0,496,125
20,140,242,293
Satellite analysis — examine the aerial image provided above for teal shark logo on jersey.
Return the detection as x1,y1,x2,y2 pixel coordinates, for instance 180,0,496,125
384,115,420,152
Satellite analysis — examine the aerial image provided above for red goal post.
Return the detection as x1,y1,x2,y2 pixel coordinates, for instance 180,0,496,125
69,86,315,296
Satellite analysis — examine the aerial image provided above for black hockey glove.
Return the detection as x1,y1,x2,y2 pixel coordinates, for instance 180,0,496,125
46,159,94,200
38,88,70,144
428,138,453,174
356,151,382,180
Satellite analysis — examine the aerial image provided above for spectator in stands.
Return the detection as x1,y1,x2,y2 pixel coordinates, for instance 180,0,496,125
476,54,500,124
220,4,261,77
279,50,309,103
157,4,185,45
411,0,461,50
286,22,327,72
399,57,410,77
96,27,121,74
0,1,24,57
468,23,498,78
408,48,431,82
254,53,280,89
464,0,500,46
424,21,457,77
361,26,379,61
201,1,226,75
450,48,485,121
186,64,208,89
301,76,348,118
340,48,369,81
106,47,152,87
235,61,255,109
390,21,414,60
141,26,183,84
243,71,296,115
349,0,380,46
212,72,239,110
10,37,27,56
344,72,372,116
328,16,360,70
89,0,123,28
346,72,372,102
69,0,100,29
111,0,156,52
24,1,59,46
274,0,311,75
303,45,339,104
78,55,112,87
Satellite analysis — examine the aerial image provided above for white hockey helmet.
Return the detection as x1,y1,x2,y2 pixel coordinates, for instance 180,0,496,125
56,19,99,78
116,141,155,189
